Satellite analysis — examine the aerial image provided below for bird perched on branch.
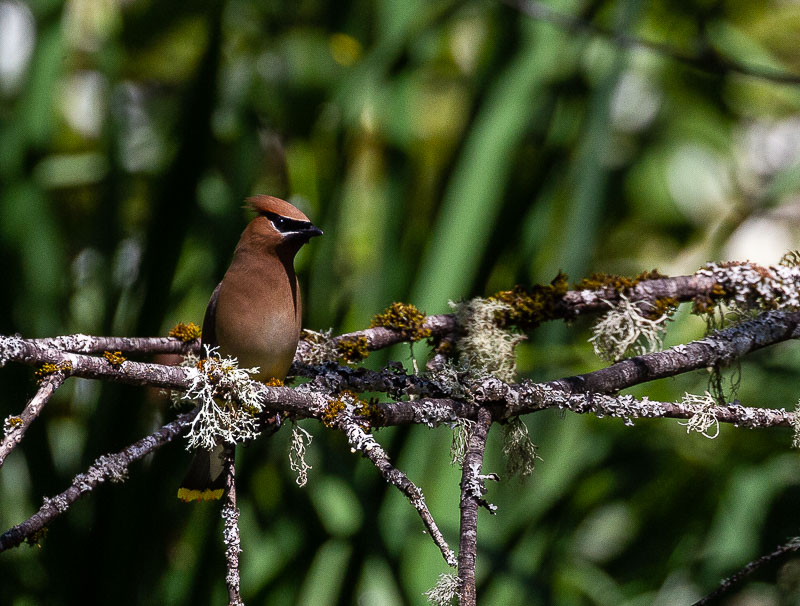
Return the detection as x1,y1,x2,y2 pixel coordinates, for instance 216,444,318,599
178,195,322,502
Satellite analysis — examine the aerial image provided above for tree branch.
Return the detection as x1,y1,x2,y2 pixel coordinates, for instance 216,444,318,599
0,372,68,469
335,409,457,567
547,310,800,395
0,411,196,552
457,406,495,606
692,537,800,605
28,334,199,356
222,449,244,606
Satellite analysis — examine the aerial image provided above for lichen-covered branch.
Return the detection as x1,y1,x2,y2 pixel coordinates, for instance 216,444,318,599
0,336,194,389
29,334,199,355
1,372,68,469
334,410,457,568
547,310,800,395
457,406,494,606
222,450,244,606
290,361,451,399
0,334,795,432
295,313,456,362
0,411,196,552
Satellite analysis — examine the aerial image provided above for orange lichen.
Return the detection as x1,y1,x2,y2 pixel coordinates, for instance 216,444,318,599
336,335,370,363
322,398,346,428
370,302,431,341
103,351,126,367
489,271,569,330
692,283,727,315
34,361,73,383
355,397,380,425
169,322,202,342
575,269,667,291
646,296,680,320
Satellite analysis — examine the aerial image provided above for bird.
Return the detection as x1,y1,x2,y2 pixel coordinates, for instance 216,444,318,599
177,195,322,502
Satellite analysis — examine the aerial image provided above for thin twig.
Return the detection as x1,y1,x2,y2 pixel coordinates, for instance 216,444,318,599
457,407,495,606
336,411,457,567
504,0,800,85
692,537,800,605
0,411,196,552
0,372,68,469
222,449,244,606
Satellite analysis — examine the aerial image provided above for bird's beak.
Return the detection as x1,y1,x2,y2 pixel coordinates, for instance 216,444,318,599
285,224,323,242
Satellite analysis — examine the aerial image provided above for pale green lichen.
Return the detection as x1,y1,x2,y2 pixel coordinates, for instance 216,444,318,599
424,573,460,606
450,418,475,466
289,424,313,487
300,328,338,364
678,391,719,439
450,298,524,383
502,417,541,479
182,346,263,450
589,293,669,362
426,361,469,400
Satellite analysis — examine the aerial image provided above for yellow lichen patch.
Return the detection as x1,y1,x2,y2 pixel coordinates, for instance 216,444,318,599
35,363,60,379
321,390,375,430
575,269,667,291
177,487,224,502
169,322,202,342
322,398,346,428
646,296,680,320
370,302,431,341
692,283,727,315
34,361,73,382
103,350,126,367
489,271,569,330
6,416,23,428
262,377,284,387
355,397,380,425
336,335,370,363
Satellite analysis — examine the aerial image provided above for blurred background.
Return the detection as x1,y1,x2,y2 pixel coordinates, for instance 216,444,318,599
2,0,800,604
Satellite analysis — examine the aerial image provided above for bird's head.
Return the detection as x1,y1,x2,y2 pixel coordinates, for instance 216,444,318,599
244,195,323,251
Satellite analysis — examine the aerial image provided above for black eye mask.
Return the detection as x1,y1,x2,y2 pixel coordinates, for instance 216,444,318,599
263,211,314,234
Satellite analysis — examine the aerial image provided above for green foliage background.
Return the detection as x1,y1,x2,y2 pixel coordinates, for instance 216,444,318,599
2,0,800,604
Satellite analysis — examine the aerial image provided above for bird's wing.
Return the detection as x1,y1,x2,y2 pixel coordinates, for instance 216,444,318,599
200,281,222,355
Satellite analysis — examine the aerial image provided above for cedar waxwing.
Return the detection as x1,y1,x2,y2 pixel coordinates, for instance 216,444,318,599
177,195,322,502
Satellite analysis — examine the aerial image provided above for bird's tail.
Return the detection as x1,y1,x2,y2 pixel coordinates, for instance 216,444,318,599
177,442,232,502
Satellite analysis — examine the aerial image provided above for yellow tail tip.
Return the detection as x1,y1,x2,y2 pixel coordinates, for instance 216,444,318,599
177,487,224,502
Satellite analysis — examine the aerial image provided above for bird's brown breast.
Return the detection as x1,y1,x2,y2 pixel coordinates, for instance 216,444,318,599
213,248,301,382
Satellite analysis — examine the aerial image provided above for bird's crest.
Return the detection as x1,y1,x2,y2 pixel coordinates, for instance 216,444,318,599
246,195,311,222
